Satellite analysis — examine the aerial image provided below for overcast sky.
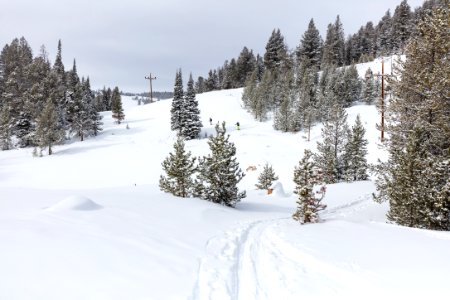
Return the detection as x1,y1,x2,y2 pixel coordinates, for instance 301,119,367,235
0,0,425,93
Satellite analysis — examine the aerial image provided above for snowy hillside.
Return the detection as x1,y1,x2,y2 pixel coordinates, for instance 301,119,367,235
1,59,450,300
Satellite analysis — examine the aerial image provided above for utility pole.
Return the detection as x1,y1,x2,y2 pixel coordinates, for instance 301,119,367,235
145,73,156,103
370,59,392,143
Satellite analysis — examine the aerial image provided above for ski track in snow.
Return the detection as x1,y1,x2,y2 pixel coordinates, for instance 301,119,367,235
191,193,374,300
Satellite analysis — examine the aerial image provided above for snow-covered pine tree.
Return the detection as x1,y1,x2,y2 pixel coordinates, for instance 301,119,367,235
374,4,450,230
256,162,279,190
251,70,272,121
242,69,258,110
293,63,318,137
235,47,256,87
83,78,102,136
170,69,184,132
263,28,288,74
111,86,125,124
296,18,323,70
321,15,345,67
344,114,368,181
292,149,327,224
35,98,63,155
362,68,377,104
181,73,202,139
197,122,246,207
342,64,362,107
315,103,349,183
273,70,295,132
375,10,393,56
0,106,12,150
159,138,197,198
391,0,413,54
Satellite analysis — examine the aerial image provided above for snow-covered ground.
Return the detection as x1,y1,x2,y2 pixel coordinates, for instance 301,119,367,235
1,60,449,300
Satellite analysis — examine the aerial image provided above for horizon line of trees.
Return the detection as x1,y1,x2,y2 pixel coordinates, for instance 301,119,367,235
0,37,124,154
193,0,441,95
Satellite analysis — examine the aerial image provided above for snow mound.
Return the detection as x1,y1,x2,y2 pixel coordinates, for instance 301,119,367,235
271,181,290,197
46,195,103,211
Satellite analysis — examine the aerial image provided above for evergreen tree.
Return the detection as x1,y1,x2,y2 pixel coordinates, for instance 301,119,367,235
375,10,394,56
256,163,279,190
195,76,205,94
111,86,125,124
374,5,450,230
315,103,349,183
342,64,362,107
263,28,288,73
362,68,377,104
235,47,256,87
171,69,184,131
322,16,345,67
391,0,413,53
246,70,272,122
159,138,197,198
242,70,258,110
35,98,63,155
83,78,102,136
344,114,369,181
292,149,327,224
273,70,296,132
197,122,246,207
296,18,323,69
181,73,202,139
0,106,12,150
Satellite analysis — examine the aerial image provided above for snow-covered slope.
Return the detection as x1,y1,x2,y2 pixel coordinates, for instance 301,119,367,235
1,59,449,300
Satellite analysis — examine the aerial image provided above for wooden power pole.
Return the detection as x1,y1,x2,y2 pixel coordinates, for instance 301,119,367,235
145,73,156,103
370,59,390,143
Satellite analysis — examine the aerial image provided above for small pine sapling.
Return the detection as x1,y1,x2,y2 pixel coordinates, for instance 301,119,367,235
256,163,279,190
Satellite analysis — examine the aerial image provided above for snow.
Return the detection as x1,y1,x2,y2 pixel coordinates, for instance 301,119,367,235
45,195,103,211
1,58,449,300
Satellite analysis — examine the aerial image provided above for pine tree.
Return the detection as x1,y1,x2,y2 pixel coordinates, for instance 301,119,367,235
263,29,289,74
35,98,63,155
242,70,258,110
315,103,349,183
292,149,327,224
322,16,345,67
250,70,272,121
256,163,279,190
195,76,205,94
273,71,295,132
296,18,323,69
170,69,184,131
362,68,377,104
197,122,246,207
344,114,369,181
375,10,394,56
342,64,362,107
235,47,256,87
159,138,197,198
391,0,413,53
374,4,450,230
181,73,202,139
111,86,125,124
84,78,102,136
0,106,12,150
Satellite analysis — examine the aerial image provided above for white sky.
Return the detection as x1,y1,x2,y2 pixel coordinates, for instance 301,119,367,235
0,0,425,92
